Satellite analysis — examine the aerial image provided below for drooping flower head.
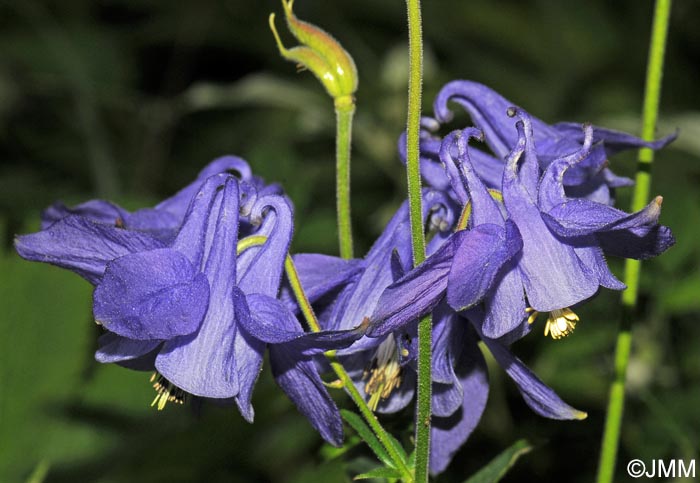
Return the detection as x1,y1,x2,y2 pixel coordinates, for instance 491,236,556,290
16,166,362,446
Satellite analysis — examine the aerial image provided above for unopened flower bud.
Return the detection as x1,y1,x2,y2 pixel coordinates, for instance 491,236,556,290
269,0,357,108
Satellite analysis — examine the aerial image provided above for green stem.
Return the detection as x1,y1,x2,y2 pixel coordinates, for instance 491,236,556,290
336,101,356,259
596,1,672,482
405,0,431,481
285,251,413,480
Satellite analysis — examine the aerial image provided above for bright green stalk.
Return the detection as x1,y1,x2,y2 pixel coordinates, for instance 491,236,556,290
405,0,431,481
596,1,672,482
336,101,356,259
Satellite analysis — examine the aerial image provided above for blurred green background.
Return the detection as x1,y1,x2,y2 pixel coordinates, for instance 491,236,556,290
1,0,699,481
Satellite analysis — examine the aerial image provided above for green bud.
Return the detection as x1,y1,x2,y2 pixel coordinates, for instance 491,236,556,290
269,0,357,107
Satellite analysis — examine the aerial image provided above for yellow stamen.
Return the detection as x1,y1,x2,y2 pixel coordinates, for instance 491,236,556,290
363,337,403,411
526,307,580,340
544,308,579,340
149,372,186,410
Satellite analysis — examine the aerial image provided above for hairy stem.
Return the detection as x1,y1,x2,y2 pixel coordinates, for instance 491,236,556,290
596,1,672,482
405,0,432,480
336,102,356,259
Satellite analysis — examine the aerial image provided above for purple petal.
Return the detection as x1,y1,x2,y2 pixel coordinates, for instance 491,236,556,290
551,122,677,156
271,347,344,446
15,215,164,284
41,199,128,229
368,233,455,338
93,249,210,340
597,224,675,260
280,254,364,311
238,195,293,297
481,335,587,420
95,332,161,364
430,327,489,475
446,221,522,312
242,293,365,354
503,122,598,311
156,179,243,399
481,260,528,339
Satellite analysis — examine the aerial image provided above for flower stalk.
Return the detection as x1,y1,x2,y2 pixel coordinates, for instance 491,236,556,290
404,0,432,481
596,1,672,482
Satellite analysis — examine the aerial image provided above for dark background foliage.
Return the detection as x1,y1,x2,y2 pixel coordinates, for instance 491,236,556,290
1,0,699,481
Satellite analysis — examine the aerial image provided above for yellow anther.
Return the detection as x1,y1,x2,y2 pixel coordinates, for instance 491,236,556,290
149,372,186,410
363,337,403,411
525,307,539,325
544,308,579,340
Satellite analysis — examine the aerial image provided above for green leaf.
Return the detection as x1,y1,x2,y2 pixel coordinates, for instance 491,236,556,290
463,439,533,483
354,466,404,480
340,409,393,468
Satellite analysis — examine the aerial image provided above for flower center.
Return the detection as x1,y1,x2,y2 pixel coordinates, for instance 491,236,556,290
526,307,579,340
150,372,187,410
363,336,403,411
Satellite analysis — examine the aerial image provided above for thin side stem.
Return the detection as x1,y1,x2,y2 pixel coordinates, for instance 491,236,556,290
284,252,413,481
596,1,672,482
405,0,431,481
336,102,356,259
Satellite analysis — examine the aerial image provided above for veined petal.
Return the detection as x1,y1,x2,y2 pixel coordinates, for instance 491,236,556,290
242,293,365,354
503,122,598,311
481,334,586,420
95,332,161,364
543,197,663,238
430,327,489,475
238,195,294,296
270,347,344,446
94,249,210,340
156,178,243,399
367,232,456,338
171,174,232,269
14,215,164,284
481,260,527,339
446,221,522,312
597,224,675,260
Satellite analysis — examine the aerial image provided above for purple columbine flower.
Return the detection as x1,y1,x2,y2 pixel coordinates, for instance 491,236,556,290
372,112,674,344
400,80,676,205
16,171,362,446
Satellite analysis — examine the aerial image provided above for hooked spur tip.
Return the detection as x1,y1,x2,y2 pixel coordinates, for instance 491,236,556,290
654,195,664,206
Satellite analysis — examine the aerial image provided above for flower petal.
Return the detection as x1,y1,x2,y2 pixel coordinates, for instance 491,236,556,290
93,248,210,340
368,233,455,338
41,200,128,229
446,221,522,312
503,122,598,311
242,293,365,354
95,332,161,364
156,178,244,399
430,327,489,475
480,334,586,420
597,224,675,260
542,197,663,238
270,348,344,446
15,215,164,284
